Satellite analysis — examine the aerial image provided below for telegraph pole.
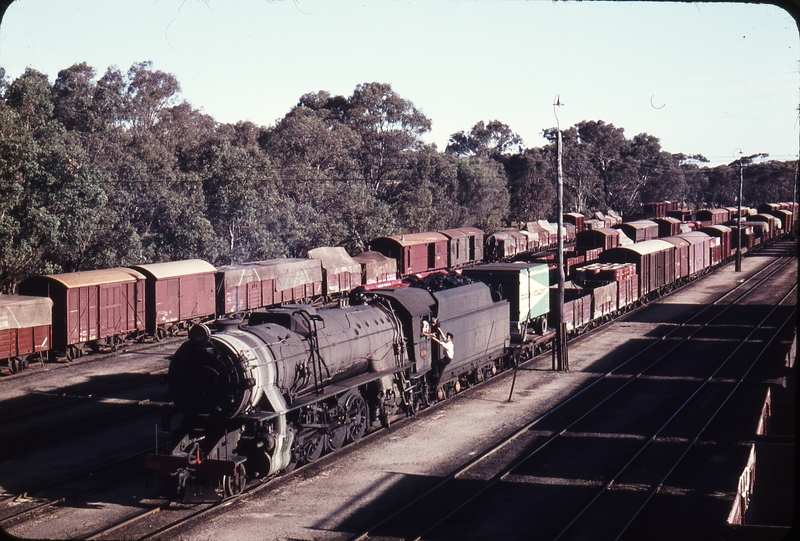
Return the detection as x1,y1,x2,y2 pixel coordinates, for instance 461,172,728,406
553,96,568,372
734,149,743,272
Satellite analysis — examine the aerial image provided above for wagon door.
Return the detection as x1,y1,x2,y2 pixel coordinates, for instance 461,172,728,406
99,284,123,336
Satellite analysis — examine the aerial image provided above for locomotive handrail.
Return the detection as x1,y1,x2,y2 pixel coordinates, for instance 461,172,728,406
293,309,330,396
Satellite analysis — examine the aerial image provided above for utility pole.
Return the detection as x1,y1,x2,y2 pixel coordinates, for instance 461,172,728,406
733,150,769,271
553,96,568,372
735,149,743,272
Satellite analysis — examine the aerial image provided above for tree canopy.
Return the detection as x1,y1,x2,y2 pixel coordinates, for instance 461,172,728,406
0,61,795,292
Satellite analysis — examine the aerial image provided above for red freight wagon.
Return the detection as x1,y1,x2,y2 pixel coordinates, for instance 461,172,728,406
564,212,585,232
258,258,324,303
370,232,449,275
215,261,287,316
654,217,681,238
666,208,692,222
599,239,676,298
574,262,636,282
772,209,793,236
615,220,659,243
524,222,551,247
518,230,541,253
129,260,216,338
586,280,618,321
745,220,769,244
308,247,363,296
18,268,146,359
643,201,668,219
550,283,592,333
439,227,485,268
1,295,53,372
757,203,781,214
575,228,621,251
583,218,605,231
660,236,691,281
695,209,728,226
700,225,733,262
677,232,712,276
749,214,778,239
486,230,529,261
352,251,398,286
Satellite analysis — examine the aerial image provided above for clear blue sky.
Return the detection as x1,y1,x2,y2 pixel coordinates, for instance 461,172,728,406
1,0,798,166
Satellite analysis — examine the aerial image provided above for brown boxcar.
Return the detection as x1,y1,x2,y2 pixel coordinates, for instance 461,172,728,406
599,240,676,298
701,225,733,262
575,228,621,251
439,227,485,268
615,220,659,243
643,201,668,220
352,251,398,286
677,232,712,275
129,260,216,337
370,232,449,275
1,295,53,372
666,208,692,222
695,208,729,226
772,209,793,235
564,212,585,231
485,230,530,261
18,268,146,357
660,236,691,281
654,217,681,238
308,247,363,296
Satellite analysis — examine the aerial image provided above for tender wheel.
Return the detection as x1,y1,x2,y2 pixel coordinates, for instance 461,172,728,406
222,463,246,498
345,394,368,443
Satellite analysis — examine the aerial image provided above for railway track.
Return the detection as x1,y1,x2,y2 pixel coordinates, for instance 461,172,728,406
342,248,796,540
2,244,793,540
105,245,796,541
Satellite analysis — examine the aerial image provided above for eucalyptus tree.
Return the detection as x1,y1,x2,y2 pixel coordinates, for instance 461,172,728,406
298,83,431,194
446,119,524,160
504,148,557,223
453,157,510,233
543,125,602,214
1,67,109,285
381,146,463,232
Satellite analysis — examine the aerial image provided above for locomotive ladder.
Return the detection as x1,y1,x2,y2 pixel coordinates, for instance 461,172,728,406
294,310,329,396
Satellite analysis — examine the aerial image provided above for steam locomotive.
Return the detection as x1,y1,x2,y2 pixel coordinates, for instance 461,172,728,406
146,279,511,501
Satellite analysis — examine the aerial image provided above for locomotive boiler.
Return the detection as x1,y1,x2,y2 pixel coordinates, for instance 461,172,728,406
146,282,510,501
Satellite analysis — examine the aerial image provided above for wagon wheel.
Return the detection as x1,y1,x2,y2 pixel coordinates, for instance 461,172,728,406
8,358,19,374
222,463,246,498
301,431,326,464
345,394,368,443
535,317,548,336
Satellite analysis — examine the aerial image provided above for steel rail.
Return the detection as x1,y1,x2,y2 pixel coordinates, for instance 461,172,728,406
346,246,795,541
552,284,797,540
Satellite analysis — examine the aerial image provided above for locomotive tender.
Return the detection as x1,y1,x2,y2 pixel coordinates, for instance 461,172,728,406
146,281,510,501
